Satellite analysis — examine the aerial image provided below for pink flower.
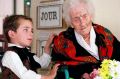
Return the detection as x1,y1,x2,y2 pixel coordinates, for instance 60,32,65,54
90,69,99,79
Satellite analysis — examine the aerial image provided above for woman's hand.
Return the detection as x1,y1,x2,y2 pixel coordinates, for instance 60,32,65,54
82,73,91,79
82,69,99,79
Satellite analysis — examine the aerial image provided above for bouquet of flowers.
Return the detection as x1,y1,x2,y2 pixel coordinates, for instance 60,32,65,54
94,59,120,79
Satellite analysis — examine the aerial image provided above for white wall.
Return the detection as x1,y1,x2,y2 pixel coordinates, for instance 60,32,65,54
0,0,24,34
0,0,14,34
16,0,24,15
92,0,120,41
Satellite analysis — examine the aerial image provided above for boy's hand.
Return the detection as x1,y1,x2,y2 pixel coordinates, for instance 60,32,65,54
44,33,57,54
41,64,60,79
49,63,60,78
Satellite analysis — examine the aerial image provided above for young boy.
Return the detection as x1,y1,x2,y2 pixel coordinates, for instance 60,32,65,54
2,15,59,79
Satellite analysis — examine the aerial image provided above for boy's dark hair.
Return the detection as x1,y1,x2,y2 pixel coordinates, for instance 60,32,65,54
3,15,32,42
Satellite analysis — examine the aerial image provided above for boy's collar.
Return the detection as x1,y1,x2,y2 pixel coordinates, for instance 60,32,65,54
8,43,25,48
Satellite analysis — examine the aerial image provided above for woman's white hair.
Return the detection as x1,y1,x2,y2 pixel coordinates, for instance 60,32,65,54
63,0,95,26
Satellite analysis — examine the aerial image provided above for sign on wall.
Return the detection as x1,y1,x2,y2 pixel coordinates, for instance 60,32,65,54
37,4,62,29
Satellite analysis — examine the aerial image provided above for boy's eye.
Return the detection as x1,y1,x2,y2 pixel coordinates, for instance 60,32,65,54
24,29,28,32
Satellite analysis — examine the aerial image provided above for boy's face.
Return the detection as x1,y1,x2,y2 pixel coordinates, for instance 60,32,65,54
10,19,33,47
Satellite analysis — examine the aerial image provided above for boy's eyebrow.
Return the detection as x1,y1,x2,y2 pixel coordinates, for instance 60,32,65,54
23,26,30,29
24,26,29,28
23,26,33,30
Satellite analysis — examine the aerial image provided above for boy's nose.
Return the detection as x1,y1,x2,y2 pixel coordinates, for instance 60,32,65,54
29,31,33,36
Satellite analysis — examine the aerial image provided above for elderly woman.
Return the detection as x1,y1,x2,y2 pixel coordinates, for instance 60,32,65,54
51,0,120,79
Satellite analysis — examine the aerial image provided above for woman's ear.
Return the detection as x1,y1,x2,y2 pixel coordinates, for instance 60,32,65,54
8,30,16,39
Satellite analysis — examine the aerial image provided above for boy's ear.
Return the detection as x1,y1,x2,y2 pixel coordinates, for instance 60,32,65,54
8,30,16,38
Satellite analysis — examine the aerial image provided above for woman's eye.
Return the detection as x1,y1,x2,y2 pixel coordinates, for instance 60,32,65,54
72,17,79,21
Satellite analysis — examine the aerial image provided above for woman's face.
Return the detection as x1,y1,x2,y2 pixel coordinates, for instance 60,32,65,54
70,3,92,37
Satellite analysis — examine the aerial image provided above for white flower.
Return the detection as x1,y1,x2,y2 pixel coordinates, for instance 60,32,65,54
94,76,102,79
94,59,120,79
